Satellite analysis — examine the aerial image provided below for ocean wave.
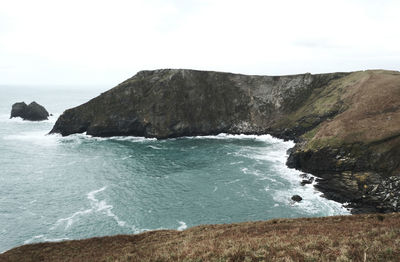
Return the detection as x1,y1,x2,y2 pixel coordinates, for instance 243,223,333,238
0,113,60,124
271,165,350,216
50,186,130,231
5,132,291,148
191,133,292,145
228,133,351,216
23,186,146,247
3,131,60,147
23,235,70,245
3,131,156,147
90,135,156,143
147,145,163,150
177,221,187,231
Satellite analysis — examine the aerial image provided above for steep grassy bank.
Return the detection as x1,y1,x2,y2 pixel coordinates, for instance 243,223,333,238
2,213,400,262
286,70,400,213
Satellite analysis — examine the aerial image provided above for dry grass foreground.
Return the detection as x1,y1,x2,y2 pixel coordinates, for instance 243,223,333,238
1,213,400,262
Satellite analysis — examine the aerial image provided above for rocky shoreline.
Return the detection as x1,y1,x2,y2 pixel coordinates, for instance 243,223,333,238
50,69,400,214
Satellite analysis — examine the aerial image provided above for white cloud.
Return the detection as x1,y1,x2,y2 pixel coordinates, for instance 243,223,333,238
0,0,399,85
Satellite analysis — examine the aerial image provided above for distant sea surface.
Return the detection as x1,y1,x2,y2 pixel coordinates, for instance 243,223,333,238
0,85,349,252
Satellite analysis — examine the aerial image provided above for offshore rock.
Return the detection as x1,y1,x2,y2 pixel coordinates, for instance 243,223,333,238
10,101,49,121
291,195,303,202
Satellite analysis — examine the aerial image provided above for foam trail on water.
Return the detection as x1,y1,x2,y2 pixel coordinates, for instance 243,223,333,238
87,187,128,227
50,209,92,230
3,131,60,147
50,187,129,231
24,235,70,244
23,235,44,244
26,186,145,245
177,221,187,231
147,145,162,150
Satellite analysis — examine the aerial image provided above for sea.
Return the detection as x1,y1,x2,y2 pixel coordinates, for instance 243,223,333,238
0,85,349,253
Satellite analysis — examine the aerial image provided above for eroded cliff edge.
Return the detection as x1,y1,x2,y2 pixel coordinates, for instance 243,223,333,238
50,69,400,213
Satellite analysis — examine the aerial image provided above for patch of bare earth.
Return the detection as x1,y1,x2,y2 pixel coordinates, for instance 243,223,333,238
1,213,400,262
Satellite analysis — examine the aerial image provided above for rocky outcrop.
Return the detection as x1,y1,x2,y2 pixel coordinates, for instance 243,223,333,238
50,69,347,137
291,195,303,202
287,70,400,213
50,69,400,213
10,101,49,121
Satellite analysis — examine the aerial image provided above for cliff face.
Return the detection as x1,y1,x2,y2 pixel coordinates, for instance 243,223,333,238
50,69,400,213
50,69,346,139
287,70,400,213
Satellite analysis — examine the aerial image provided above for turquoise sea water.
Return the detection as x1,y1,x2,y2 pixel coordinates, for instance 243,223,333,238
0,86,349,253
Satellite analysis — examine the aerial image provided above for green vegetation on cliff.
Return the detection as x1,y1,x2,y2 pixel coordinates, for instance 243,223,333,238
286,70,400,212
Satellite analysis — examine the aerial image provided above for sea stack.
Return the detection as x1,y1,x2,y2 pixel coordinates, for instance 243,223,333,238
10,101,49,121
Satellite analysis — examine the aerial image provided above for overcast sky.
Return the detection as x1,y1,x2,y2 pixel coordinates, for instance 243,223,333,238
1,0,399,86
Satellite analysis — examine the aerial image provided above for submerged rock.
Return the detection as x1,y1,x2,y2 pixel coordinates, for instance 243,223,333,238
10,101,49,121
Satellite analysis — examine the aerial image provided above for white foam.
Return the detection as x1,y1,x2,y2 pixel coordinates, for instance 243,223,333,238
50,186,129,231
24,235,70,244
230,161,244,165
51,209,92,230
226,179,241,184
87,187,128,228
271,167,350,216
191,133,287,145
121,155,133,160
3,131,60,147
1,113,60,124
147,145,162,150
87,186,107,201
177,221,187,231
23,234,44,244
91,135,156,142
224,134,350,216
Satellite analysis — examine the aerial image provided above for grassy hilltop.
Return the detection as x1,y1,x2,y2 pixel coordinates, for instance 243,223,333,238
1,213,400,262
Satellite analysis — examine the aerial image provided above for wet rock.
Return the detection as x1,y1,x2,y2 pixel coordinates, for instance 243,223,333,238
291,195,303,202
299,173,309,179
300,176,314,186
10,101,49,121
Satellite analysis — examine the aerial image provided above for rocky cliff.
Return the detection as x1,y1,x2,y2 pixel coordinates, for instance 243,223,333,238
50,69,347,138
286,70,400,213
50,69,400,213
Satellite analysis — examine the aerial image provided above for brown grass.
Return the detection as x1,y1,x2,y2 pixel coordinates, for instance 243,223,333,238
1,213,400,262
308,70,400,148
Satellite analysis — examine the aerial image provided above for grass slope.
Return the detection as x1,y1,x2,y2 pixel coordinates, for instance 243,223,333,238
2,213,400,262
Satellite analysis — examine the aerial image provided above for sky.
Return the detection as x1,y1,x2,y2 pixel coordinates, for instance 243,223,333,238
0,0,399,86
